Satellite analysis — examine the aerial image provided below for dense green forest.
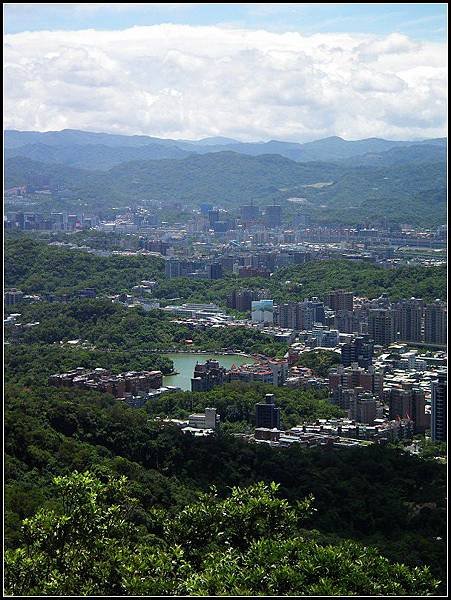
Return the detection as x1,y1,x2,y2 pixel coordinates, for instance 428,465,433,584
5,235,164,296
274,260,447,302
4,383,446,594
295,349,341,377
5,471,439,596
152,260,447,304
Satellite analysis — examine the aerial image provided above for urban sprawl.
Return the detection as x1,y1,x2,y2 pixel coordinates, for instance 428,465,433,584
4,197,447,450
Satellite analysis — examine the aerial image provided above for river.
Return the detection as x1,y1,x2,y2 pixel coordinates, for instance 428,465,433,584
162,352,256,391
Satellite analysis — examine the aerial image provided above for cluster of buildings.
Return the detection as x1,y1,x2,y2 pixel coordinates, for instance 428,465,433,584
155,363,447,445
227,360,288,387
376,348,447,442
248,290,446,348
325,353,447,442
48,367,164,400
4,312,40,342
4,287,98,306
227,289,270,312
252,418,415,449
161,303,232,324
5,195,446,272
187,337,447,443
285,364,327,390
251,392,420,448
157,407,220,437
197,202,283,231
5,289,30,306
165,257,224,280
101,205,446,271
367,299,447,346
163,248,312,280
5,211,98,231
159,390,425,448
171,392,417,449
191,358,288,392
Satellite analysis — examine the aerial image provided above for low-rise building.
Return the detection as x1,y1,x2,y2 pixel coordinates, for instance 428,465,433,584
4,289,24,305
188,407,219,430
191,360,226,392
49,368,163,397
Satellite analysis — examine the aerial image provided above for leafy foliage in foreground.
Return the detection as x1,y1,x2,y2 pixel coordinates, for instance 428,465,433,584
5,383,447,593
5,472,439,596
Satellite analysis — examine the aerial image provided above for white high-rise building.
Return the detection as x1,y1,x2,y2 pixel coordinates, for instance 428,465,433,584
251,299,274,324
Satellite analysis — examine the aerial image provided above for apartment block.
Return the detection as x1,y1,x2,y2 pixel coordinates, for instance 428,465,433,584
424,301,447,345
256,393,281,429
368,308,397,346
431,371,447,442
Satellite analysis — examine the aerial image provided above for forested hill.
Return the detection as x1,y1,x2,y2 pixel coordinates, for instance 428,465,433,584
4,141,193,169
4,236,164,296
5,149,446,225
150,259,447,305
4,383,446,595
5,237,447,302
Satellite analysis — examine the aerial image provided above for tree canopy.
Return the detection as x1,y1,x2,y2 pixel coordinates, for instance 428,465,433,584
5,471,439,596
5,383,447,594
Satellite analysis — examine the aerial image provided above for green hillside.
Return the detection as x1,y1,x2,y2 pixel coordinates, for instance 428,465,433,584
4,381,446,595
5,237,447,303
5,149,446,225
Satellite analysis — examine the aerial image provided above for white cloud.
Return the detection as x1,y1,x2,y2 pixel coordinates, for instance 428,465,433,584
4,24,447,141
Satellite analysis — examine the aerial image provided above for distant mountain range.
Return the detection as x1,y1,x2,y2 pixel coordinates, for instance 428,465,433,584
4,129,446,170
4,142,192,170
4,129,446,227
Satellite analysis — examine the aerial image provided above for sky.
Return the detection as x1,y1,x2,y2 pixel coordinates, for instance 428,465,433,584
4,3,448,141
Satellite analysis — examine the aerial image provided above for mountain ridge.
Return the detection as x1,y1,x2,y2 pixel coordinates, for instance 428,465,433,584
5,129,446,170
4,150,446,226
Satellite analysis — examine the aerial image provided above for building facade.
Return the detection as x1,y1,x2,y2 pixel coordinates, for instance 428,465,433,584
368,308,396,346
431,371,447,442
256,393,281,429
424,301,447,345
